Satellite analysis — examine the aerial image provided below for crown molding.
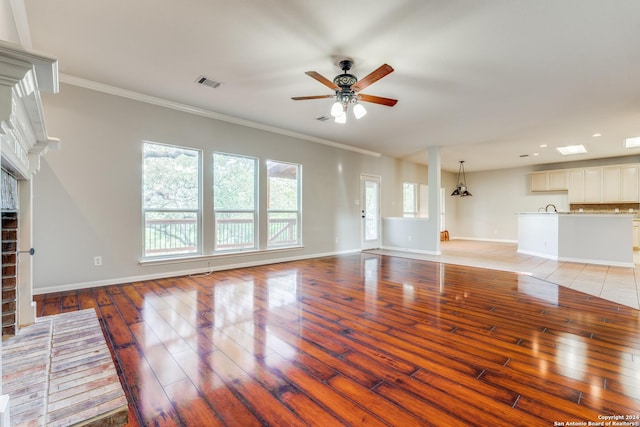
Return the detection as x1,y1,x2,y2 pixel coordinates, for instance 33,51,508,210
59,73,382,158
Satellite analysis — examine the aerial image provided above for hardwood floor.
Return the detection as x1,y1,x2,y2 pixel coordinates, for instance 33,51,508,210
33,254,640,426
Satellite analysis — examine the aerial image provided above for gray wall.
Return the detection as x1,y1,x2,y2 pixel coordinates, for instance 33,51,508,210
33,84,423,291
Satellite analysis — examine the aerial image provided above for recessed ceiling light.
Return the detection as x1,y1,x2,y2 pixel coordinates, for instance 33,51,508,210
557,144,587,155
625,136,640,148
533,153,540,156
592,133,602,137
539,144,547,148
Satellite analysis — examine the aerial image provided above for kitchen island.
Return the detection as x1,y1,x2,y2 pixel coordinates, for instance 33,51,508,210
517,212,634,267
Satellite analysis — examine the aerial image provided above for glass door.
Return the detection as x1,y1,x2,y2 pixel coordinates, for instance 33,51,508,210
360,174,381,250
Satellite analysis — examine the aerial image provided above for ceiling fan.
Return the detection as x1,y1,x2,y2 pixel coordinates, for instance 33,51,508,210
292,59,398,123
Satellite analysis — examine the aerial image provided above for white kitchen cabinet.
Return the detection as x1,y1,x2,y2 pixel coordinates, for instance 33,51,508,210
548,170,568,190
530,171,548,192
602,165,639,202
603,167,621,202
569,168,601,203
530,170,568,192
538,164,639,202
634,220,640,249
621,165,639,201
568,169,584,203
583,167,602,203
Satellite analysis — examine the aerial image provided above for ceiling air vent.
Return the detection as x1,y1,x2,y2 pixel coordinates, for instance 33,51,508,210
316,116,331,122
195,75,221,89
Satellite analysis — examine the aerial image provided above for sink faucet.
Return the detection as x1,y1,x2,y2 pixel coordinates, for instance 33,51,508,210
545,204,557,212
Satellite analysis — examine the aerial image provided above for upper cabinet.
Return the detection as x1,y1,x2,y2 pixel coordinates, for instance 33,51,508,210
568,169,584,203
530,171,547,192
584,168,603,202
533,164,639,203
530,170,568,192
548,170,568,190
569,168,602,203
602,165,639,202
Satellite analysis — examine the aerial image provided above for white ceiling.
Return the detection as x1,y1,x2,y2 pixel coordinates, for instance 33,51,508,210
20,0,640,172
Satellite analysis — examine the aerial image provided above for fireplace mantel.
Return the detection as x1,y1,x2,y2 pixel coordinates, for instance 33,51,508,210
0,40,60,179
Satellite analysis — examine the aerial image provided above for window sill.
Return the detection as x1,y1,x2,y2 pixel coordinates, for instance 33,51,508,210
139,245,304,267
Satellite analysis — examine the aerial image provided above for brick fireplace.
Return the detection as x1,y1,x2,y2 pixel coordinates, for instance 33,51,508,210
1,170,18,337
1,211,17,337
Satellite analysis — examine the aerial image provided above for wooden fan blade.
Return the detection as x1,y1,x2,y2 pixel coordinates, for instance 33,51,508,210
291,95,334,100
359,93,398,107
305,71,339,90
352,64,394,92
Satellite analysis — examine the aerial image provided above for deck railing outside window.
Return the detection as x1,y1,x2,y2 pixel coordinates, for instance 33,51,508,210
145,217,297,255
145,217,197,256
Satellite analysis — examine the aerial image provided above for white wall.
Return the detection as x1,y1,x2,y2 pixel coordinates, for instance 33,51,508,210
33,84,420,291
453,166,569,242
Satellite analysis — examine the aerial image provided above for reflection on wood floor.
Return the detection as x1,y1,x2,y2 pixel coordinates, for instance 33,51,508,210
34,254,640,426
370,240,640,309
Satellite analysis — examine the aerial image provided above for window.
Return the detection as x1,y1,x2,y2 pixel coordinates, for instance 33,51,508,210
419,184,429,217
267,160,301,247
143,142,201,257
213,153,257,251
403,182,418,217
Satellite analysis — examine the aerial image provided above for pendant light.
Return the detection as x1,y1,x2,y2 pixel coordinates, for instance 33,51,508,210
451,160,472,197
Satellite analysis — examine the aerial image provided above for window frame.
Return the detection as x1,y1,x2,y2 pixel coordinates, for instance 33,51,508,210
141,141,203,259
402,182,419,218
266,159,302,249
213,151,259,252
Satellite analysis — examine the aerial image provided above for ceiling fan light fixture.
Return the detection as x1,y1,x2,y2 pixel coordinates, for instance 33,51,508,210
292,60,397,124
330,101,343,117
335,112,347,124
353,103,367,119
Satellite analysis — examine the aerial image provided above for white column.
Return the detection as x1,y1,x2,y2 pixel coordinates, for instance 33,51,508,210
427,146,441,255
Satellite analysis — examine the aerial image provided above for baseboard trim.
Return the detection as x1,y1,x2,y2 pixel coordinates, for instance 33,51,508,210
452,236,518,244
378,245,441,256
33,249,360,295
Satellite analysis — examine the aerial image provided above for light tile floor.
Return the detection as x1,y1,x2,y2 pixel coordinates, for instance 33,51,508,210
369,240,640,310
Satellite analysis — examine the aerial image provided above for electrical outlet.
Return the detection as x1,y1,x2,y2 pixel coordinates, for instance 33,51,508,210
94,256,102,266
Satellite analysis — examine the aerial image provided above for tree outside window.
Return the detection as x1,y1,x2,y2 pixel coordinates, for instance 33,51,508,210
143,142,201,257
267,160,301,247
213,153,257,251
